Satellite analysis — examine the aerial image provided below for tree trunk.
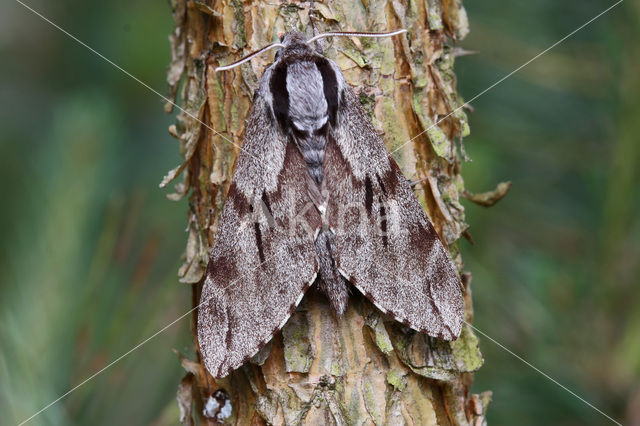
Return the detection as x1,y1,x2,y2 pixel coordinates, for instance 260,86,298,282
164,0,490,424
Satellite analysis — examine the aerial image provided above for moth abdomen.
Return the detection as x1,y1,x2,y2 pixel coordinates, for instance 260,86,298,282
297,133,327,185
315,227,349,315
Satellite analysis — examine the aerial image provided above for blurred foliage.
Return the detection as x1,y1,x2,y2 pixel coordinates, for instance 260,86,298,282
0,1,191,424
0,0,637,425
457,0,640,424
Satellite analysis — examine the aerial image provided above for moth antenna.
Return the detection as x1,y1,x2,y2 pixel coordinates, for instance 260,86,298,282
215,43,285,72
306,28,407,45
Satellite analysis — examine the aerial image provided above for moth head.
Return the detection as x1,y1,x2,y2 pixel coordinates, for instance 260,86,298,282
273,31,317,63
280,31,311,47
215,29,407,72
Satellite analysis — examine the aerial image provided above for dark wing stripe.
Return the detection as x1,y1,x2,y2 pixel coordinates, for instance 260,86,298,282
364,175,373,217
229,182,251,216
261,191,273,216
379,199,388,247
376,173,387,195
261,190,274,222
315,58,339,126
254,222,265,264
223,308,234,375
379,161,400,196
270,64,289,130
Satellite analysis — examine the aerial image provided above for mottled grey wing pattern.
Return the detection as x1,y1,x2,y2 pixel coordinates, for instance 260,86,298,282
197,95,321,378
324,88,464,340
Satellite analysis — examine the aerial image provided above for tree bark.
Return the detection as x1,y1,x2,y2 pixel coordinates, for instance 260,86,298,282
164,0,489,424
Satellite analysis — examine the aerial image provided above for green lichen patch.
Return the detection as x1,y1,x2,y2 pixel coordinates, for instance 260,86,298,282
411,91,453,161
362,375,384,425
282,311,313,373
386,368,408,391
451,324,484,372
339,46,370,68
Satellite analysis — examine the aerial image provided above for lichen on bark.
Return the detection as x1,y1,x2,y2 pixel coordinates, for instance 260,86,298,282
164,0,490,424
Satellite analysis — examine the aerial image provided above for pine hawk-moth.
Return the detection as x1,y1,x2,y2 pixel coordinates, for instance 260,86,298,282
197,30,464,378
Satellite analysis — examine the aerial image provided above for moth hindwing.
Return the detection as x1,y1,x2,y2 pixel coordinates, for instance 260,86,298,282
197,31,463,378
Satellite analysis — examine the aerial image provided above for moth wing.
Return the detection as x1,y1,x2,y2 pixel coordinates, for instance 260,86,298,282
197,94,321,378
324,87,463,340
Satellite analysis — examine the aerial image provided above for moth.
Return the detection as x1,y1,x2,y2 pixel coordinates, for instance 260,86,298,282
198,30,464,378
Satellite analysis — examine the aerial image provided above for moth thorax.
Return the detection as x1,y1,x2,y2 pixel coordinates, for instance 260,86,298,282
284,61,331,187
286,61,328,133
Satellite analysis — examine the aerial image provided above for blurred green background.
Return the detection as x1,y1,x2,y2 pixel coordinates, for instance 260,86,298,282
0,0,638,425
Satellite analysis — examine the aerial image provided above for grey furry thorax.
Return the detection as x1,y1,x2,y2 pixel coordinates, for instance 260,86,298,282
264,32,345,188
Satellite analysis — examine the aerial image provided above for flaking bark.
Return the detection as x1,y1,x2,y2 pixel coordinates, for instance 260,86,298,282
164,0,490,424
